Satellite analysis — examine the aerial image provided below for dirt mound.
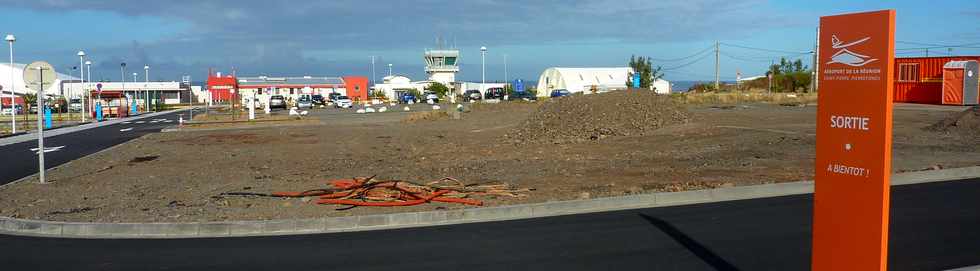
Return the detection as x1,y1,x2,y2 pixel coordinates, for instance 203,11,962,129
927,106,980,138
509,90,691,144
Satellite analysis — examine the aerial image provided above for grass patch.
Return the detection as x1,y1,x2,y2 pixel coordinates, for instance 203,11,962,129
672,92,817,105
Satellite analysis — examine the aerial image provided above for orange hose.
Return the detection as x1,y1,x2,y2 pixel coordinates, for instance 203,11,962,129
317,190,450,206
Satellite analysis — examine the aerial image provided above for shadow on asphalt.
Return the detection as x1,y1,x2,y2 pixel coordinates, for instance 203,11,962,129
639,213,741,271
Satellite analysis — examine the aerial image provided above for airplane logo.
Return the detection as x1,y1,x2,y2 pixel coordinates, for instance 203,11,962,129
826,35,878,67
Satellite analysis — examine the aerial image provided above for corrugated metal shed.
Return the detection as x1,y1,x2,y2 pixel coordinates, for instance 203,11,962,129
894,56,980,104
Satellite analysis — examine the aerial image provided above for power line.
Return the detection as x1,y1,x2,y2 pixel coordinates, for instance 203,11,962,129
719,42,810,55
897,40,980,48
647,45,716,62
721,51,810,63
661,52,714,71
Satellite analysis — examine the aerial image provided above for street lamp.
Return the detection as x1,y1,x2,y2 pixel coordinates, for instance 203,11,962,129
84,60,91,120
144,65,149,112
370,56,376,87
480,46,487,86
69,66,76,120
503,53,508,84
6,34,16,133
77,50,86,122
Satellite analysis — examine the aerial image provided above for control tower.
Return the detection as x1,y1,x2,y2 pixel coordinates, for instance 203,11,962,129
424,48,460,86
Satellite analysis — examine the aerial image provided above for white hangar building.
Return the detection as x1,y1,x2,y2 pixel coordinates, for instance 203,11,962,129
536,67,671,97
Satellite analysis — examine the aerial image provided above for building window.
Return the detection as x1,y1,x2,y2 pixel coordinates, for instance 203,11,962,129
898,63,919,82
290,88,295,94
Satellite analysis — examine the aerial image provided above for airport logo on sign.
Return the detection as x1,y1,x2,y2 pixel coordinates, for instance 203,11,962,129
822,35,882,82
827,35,878,67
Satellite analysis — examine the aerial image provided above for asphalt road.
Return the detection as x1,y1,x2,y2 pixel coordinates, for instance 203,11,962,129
0,179,976,270
0,110,192,186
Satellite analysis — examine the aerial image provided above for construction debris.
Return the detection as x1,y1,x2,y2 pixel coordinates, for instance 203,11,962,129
219,176,532,208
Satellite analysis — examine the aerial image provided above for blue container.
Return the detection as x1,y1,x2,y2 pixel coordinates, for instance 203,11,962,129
632,73,641,88
44,107,52,128
95,103,103,121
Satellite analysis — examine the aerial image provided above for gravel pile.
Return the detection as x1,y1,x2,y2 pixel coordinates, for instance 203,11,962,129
927,106,980,139
508,90,691,144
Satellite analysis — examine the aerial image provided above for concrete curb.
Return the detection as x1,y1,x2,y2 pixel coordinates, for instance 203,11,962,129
1,166,977,239
0,108,192,147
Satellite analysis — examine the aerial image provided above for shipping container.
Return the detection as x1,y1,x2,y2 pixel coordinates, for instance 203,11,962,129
894,56,980,104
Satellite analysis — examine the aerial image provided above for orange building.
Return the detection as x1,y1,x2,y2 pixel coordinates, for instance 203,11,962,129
894,56,980,104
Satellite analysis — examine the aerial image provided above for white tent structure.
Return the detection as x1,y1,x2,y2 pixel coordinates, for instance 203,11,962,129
0,63,78,98
536,67,633,97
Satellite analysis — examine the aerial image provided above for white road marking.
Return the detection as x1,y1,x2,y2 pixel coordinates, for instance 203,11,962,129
30,146,65,154
135,121,146,124
120,128,133,132
122,122,132,124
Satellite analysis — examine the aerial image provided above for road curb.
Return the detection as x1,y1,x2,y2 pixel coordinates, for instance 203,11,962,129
0,108,192,147
1,166,977,239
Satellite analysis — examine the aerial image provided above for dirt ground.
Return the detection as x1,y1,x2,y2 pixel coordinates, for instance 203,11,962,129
1,96,978,223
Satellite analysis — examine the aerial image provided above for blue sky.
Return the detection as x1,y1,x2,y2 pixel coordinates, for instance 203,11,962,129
0,0,977,83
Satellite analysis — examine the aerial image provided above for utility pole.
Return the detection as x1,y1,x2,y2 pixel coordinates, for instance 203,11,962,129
810,26,820,92
812,26,819,93
714,41,720,90
370,56,376,87
768,59,773,94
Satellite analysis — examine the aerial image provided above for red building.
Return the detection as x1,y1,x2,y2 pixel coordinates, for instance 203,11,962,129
205,70,369,104
206,70,239,103
894,56,980,104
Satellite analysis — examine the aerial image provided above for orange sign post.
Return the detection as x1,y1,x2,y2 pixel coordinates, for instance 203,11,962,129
812,10,895,271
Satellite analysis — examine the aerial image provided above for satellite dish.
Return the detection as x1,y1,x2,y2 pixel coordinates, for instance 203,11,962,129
23,61,56,92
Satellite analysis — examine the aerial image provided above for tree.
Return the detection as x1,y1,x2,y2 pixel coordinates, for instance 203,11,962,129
626,55,663,89
767,57,813,93
425,82,449,98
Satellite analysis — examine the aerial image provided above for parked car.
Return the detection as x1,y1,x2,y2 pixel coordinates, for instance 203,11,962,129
550,89,571,98
509,91,537,101
240,97,263,109
327,93,342,102
297,95,313,109
484,87,505,100
269,95,287,109
423,92,439,103
311,94,326,106
68,99,83,112
463,89,482,102
334,96,353,108
399,92,416,104
1,105,23,115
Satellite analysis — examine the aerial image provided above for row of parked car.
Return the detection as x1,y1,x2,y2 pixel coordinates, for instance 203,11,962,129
251,93,354,111
462,87,561,102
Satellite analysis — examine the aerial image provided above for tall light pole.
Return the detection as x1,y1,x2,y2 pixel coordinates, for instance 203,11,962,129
370,56,376,86
69,66,76,120
480,46,487,87
503,53,508,83
77,50,86,122
6,34,15,133
387,63,392,77
84,60,91,121
120,62,126,111
144,65,150,111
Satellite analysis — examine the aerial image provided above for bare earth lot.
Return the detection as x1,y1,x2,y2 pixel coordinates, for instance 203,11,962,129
1,97,977,223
